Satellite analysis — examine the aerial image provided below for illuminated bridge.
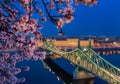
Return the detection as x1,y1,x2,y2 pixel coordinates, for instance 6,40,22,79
40,38,120,84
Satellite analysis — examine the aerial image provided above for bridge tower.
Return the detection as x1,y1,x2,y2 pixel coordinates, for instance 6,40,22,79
78,39,81,49
88,35,92,48
72,37,94,84
88,35,92,57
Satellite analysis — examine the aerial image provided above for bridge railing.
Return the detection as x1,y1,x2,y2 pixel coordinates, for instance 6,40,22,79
85,47,120,76
77,49,120,84
63,48,120,84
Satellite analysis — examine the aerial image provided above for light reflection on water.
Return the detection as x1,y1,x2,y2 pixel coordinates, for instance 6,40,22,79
17,54,120,84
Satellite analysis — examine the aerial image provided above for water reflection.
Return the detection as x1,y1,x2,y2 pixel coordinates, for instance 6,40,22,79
17,54,120,84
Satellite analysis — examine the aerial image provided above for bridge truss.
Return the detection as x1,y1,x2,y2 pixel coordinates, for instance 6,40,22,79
41,39,120,84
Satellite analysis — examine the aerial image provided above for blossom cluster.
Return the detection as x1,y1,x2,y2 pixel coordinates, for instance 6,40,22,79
56,5,75,28
76,0,98,6
0,53,25,84
0,0,98,83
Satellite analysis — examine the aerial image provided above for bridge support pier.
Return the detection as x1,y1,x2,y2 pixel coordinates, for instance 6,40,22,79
73,69,94,84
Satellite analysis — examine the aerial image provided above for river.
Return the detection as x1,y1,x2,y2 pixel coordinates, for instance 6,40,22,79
17,54,120,84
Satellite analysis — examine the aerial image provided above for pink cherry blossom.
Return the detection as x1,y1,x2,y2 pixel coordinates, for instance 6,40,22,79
56,18,64,28
0,0,98,83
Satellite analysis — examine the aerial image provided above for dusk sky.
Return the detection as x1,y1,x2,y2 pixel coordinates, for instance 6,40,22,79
0,1,120,84
41,0,120,36
18,0,120,84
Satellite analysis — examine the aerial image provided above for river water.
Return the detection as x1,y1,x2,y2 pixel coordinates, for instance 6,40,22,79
17,54,120,84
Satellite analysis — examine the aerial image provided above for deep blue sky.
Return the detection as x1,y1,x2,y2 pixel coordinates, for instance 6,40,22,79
41,0,120,36
16,1,120,84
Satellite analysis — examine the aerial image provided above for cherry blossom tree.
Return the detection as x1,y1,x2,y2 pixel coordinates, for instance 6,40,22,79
0,0,97,83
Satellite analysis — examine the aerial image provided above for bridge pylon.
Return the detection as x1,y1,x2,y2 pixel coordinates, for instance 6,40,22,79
78,39,81,49
73,67,80,79
88,35,91,48
49,37,55,48
88,35,92,57
73,67,95,84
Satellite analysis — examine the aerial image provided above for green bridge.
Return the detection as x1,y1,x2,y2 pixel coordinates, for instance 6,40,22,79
41,38,120,84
